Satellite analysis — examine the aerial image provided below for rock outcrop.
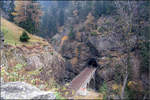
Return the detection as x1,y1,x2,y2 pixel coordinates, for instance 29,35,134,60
50,15,138,90
1,43,66,84
0,81,56,99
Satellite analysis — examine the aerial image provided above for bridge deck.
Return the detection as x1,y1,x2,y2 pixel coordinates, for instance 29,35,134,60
68,67,96,93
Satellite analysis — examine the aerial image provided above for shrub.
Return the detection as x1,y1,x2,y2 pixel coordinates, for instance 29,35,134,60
69,27,75,39
69,33,75,40
138,41,150,73
20,31,30,42
98,26,107,33
99,82,108,100
114,64,123,83
91,31,97,36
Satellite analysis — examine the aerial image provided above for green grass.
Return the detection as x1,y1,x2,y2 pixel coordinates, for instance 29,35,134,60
91,31,97,36
2,26,21,46
1,17,48,46
55,92,66,99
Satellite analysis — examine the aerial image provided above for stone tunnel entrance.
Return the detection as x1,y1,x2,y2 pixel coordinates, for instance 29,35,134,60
87,58,98,68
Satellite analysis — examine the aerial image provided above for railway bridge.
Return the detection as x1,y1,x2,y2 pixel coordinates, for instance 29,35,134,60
60,58,98,98
68,67,97,96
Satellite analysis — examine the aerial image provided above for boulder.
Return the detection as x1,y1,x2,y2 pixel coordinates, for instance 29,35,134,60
0,77,4,85
0,82,56,99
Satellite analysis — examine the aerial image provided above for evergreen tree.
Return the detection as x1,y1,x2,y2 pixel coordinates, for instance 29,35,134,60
12,1,42,34
9,0,15,21
20,31,30,42
92,1,116,19
59,9,65,26
0,1,5,10
0,0,15,21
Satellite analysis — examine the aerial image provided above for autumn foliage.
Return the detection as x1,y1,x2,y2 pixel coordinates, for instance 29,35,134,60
12,1,42,33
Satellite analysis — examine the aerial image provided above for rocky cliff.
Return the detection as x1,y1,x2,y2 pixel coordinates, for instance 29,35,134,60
1,42,67,85
50,13,148,99
0,17,68,99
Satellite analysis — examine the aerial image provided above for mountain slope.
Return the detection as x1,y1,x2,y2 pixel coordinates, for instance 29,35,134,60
1,17,48,46
0,17,66,92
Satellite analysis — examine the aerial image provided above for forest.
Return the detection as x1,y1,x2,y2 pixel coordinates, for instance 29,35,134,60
0,0,149,99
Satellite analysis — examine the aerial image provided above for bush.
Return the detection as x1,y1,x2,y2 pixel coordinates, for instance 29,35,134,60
20,31,30,42
91,31,97,36
69,32,75,40
138,41,150,73
69,27,75,39
98,26,107,33
99,82,108,100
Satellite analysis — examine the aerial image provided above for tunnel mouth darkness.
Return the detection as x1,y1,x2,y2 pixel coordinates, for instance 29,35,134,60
87,58,98,68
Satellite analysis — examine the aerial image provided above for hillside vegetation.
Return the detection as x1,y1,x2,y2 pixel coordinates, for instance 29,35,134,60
0,1,149,99
0,18,66,99
1,17,47,46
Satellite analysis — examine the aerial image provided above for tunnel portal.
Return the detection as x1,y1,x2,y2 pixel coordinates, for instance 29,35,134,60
87,58,98,68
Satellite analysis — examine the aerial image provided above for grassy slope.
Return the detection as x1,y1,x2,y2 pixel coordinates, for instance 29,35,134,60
0,17,67,99
1,17,48,46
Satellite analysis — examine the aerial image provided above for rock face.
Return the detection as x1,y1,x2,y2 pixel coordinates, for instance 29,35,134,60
50,15,138,90
0,82,56,99
1,43,66,84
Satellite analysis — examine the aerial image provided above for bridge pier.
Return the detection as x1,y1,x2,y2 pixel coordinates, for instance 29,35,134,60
77,83,87,96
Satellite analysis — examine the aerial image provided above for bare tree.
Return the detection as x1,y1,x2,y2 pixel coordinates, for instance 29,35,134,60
114,1,138,99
